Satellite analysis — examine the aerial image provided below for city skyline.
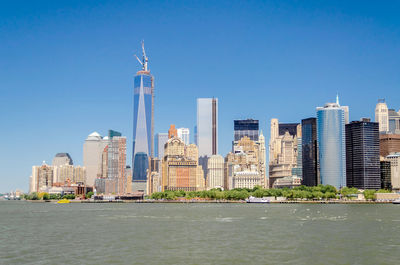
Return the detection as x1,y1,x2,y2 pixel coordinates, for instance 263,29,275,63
2,1,400,192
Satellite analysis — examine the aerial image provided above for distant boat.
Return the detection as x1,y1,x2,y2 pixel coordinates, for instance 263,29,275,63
57,199,71,204
392,198,400,204
246,196,270,203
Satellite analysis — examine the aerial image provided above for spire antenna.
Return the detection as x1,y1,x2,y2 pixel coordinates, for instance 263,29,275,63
336,93,340,105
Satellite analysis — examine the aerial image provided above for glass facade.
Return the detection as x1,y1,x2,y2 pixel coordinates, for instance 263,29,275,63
234,119,259,141
380,161,392,190
197,98,218,157
345,121,380,189
133,152,149,181
132,72,154,182
155,133,168,160
316,103,346,189
301,118,318,186
279,123,299,137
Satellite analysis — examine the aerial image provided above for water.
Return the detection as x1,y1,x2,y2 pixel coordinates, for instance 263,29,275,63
1,201,399,265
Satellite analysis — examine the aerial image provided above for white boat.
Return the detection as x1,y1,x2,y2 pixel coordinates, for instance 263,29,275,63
246,196,270,203
392,198,400,204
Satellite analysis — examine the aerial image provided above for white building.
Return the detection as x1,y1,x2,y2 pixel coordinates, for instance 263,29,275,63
386,153,400,190
206,155,224,189
177,128,190,145
375,100,389,133
197,98,218,157
83,132,108,187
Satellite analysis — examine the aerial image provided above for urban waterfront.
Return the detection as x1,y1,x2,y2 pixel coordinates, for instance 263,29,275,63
1,201,400,265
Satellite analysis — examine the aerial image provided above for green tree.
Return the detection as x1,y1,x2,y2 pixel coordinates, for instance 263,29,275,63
86,191,94,199
363,190,376,200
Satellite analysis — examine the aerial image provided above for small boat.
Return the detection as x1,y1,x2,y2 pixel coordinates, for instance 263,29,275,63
57,199,71,204
246,196,270,203
392,198,400,204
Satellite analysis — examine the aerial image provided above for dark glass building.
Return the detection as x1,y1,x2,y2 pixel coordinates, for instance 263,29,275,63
234,119,259,141
133,152,149,181
380,161,392,190
345,120,381,189
301,118,318,186
279,123,299,137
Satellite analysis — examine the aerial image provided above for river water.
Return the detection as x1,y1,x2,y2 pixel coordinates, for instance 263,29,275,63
0,201,399,265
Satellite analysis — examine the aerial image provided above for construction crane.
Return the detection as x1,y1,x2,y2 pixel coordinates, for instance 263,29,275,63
134,40,149,71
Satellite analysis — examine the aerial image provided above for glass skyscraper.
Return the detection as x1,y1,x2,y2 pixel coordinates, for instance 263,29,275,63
316,102,346,189
155,133,168,160
301,118,318,186
132,43,154,183
345,120,380,189
197,98,218,157
234,119,259,141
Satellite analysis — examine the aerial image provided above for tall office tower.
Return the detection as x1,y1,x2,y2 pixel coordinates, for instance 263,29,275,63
83,132,108,186
162,136,205,191
386,153,400,191
197,98,218,157
380,134,400,157
30,163,53,193
380,160,392,190
388,109,400,134
375,99,389,133
225,134,266,189
316,101,346,189
147,158,161,195
206,155,225,189
301,118,319,186
108,132,127,194
345,119,381,189
132,41,154,187
268,119,301,187
177,128,190,145
52,153,73,166
234,119,259,141
168,124,178,139
155,133,168,159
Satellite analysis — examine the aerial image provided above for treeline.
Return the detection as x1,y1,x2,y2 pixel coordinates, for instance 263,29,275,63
23,192,76,200
150,185,392,201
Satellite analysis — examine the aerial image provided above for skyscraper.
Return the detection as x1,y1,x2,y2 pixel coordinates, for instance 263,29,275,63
177,128,190,145
316,101,347,189
301,118,319,186
52,153,73,167
108,132,127,194
234,119,259,141
196,98,218,157
132,41,154,186
206,155,225,189
375,99,389,133
83,132,108,186
345,119,380,189
155,133,168,160
388,108,400,134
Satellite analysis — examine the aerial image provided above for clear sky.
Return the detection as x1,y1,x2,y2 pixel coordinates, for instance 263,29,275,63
1,0,400,192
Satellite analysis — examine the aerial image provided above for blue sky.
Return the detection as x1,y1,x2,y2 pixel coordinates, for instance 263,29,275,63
1,0,400,192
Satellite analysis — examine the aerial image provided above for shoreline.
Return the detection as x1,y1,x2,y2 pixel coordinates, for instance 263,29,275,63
19,199,395,204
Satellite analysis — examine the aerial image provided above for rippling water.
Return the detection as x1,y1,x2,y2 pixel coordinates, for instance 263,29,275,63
1,201,400,264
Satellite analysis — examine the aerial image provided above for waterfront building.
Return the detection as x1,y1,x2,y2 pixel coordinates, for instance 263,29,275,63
53,165,86,185
206,155,225,189
301,118,319,186
316,99,347,189
83,132,108,186
380,160,392,190
132,41,154,189
234,119,259,141
375,99,389,133
162,134,205,191
155,133,168,160
388,109,400,134
196,98,218,157
52,153,73,167
345,119,380,189
380,134,400,157
268,118,301,187
147,158,161,195
177,128,190,145
125,166,132,194
132,152,149,193
30,163,53,193
108,133,127,194
386,153,400,191
226,134,266,189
